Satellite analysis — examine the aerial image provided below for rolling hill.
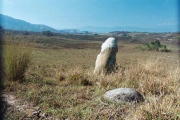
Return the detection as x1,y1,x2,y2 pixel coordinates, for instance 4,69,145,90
0,14,58,32
0,14,179,33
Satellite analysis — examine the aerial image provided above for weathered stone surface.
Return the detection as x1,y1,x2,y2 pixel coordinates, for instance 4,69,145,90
104,88,144,103
94,37,118,74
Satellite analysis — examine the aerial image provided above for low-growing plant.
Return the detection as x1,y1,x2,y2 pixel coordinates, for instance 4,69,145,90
142,40,170,52
141,43,151,51
68,73,92,86
4,42,31,82
55,69,66,81
160,45,171,52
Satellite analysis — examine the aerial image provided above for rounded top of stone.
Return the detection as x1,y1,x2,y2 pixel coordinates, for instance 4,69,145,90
104,88,144,103
106,37,115,41
105,88,137,94
101,37,118,52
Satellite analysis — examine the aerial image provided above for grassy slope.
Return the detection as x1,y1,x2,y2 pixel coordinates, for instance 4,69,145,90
3,34,180,119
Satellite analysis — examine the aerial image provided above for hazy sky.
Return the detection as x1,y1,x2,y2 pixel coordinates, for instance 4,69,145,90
1,0,179,29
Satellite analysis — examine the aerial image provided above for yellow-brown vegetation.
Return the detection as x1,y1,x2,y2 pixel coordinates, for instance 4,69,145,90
3,33,180,119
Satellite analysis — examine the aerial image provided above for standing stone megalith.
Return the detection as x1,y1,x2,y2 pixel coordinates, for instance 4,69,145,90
94,37,118,74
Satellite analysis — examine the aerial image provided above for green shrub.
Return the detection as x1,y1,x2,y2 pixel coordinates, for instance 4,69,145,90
4,42,31,82
142,40,170,52
140,43,151,51
143,43,151,50
150,44,159,51
154,40,162,47
160,45,171,52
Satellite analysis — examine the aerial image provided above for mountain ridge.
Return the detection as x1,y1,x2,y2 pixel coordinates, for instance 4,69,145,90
0,14,179,33
79,25,179,33
0,14,59,32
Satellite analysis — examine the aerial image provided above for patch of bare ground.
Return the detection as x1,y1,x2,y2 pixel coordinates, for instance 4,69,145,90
3,93,58,119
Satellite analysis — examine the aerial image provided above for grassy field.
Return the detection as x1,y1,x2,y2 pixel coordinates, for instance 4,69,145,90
2,32,180,119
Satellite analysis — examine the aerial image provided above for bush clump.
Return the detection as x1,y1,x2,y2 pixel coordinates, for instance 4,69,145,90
142,40,170,52
4,42,31,82
42,31,53,36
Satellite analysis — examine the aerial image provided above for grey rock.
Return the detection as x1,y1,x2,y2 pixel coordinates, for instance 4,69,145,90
104,88,144,103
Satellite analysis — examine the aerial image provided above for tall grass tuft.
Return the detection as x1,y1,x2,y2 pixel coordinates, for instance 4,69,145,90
4,42,31,82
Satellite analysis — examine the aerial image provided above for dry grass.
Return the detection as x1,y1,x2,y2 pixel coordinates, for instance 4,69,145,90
3,34,180,119
4,39,32,82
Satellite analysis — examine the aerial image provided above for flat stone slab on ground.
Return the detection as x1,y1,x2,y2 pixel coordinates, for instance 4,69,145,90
104,88,144,103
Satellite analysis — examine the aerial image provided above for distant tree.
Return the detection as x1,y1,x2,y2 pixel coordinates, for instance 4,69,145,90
121,33,129,37
23,31,29,35
0,26,3,29
42,31,53,36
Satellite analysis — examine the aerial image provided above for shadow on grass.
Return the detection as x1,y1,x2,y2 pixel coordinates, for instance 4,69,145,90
0,26,6,120
0,94,7,120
